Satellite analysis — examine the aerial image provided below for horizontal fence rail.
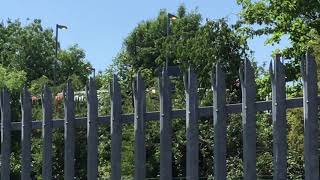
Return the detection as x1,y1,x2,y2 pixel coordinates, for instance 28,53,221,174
5,97,309,131
0,53,319,179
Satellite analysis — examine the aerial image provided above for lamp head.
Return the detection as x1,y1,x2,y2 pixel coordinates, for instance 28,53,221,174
57,24,68,29
168,13,177,20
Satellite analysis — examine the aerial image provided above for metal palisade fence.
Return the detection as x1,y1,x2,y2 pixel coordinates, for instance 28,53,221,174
0,53,319,180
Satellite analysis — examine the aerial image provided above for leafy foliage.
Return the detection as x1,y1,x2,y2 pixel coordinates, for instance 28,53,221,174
99,5,252,179
0,19,91,92
0,19,92,179
115,6,249,103
237,0,320,56
0,65,26,91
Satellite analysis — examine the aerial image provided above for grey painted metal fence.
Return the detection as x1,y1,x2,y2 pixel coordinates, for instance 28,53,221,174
0,54,319,179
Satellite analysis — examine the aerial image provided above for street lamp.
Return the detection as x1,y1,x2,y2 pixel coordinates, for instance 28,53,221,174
54,24,68,84
55,24,68,58
166,13,177,69
87,66,96,78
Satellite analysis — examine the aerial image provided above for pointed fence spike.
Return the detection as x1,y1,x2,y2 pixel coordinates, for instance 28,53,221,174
238,63,244,84
244,59,254,83
85,82,89,98
301,55,306,80
269,60,274,80
211,64,216,87
183,70,189,92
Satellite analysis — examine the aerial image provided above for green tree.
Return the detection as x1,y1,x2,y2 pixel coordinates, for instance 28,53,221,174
117,6,249,102
237,0,320,82
0,19,91,89
0,19,55,82
237,0,320,56
0,19,92,179
57,44,92,86
99,5,251,179
0,65,26,91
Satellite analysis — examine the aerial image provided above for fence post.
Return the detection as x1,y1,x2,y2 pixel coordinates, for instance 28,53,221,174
270,54,287,179
42,85,53,180
212,63,226,180
21,87,32,180
159,68,172,180
302,53,319,179
240,59,257,179
133,73,146,180
64,81,75,180
110,74,122,180
87,78,98,180
1,88,11,180
184,66,199,179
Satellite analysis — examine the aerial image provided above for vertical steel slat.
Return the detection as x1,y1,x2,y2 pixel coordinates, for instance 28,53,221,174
64,81,75,180
240,59,257,179
185,67,199,179
21,87,32,180
213,63,226,180
159,68,172,180
302,53,319,179
1,89,11,180
87,78,99,180
111,74,122,180
42,85,53,180
134,73,146,180
270,55,287,179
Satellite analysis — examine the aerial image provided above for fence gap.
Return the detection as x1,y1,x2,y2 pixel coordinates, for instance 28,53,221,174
110,74,122,180
159,68,173,180
240,59,257,179
64,81,75,179
184,66,199,179
21,87,32,180
87,78,99,180
133,73,146,179
302,53,319,179
212,63,226,180
270,54,287,179
1,88,11,179
42,85,53,180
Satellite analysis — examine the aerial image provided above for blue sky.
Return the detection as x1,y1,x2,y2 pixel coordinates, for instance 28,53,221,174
1,0,289,71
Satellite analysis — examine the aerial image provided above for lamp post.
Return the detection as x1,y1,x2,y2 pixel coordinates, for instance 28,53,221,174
166,13,177,70
54,24,68,84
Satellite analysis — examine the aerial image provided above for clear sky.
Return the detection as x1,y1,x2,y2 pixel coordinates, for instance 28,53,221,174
1,0,289,71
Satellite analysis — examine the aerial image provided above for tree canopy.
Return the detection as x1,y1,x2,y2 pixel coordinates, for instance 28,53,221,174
237,0,320,56
0,19,93,179
114,6,249,102
0,19,92,93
